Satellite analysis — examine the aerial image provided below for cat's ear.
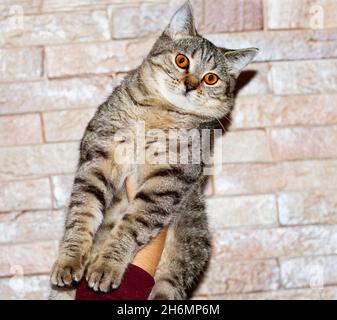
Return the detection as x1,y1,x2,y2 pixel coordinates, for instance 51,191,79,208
224,48,259,77
165,1,196,39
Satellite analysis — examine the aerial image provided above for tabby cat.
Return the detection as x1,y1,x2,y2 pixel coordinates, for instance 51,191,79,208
50,1,258,300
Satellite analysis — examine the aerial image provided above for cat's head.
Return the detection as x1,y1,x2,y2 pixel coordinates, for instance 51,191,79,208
146,1,258,120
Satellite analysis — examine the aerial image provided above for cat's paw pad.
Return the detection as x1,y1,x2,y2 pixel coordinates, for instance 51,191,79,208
50,254,86,287
86,257,125,293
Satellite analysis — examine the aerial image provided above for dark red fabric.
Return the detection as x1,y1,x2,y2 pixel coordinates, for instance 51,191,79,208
75,263,155,300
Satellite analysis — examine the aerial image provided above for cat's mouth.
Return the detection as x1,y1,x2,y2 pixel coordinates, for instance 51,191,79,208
172,88,194,103
173,86,193,98
164,89,204,113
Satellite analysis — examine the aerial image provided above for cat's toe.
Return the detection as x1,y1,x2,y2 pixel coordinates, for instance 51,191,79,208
86,257,125,293
51,255,85,287
86,270,103,292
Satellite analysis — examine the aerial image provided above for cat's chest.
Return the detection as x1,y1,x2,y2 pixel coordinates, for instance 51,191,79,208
140,108,182,130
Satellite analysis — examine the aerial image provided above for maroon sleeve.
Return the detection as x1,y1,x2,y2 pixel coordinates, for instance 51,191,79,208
75,264,155,300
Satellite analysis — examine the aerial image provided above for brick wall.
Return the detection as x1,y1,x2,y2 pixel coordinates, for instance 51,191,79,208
0,0,337,300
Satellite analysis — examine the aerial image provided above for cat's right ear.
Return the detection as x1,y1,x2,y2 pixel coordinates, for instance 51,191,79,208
165,1,196,39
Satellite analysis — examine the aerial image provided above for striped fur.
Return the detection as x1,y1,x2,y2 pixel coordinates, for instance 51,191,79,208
50,1,258,299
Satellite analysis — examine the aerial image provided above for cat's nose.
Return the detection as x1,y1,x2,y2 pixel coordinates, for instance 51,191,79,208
184,78,198,92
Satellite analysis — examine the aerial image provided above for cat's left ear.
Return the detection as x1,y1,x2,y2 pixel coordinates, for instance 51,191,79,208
165,1,196,39
224,48,259,77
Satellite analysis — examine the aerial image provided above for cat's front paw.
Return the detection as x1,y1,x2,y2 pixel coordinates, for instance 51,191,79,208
86,256,126,293
50,252,88,287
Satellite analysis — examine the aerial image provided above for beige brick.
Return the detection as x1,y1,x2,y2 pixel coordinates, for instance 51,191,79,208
0,143,78,181
218,130,272,163
0,1,43,15
232,94,337,129
0,47,43,82
270,125,337,161
0,10,110,47
214,160,337,196
0,210,65,243
0,76,112,115
195,259,279,295
278,190,337,226
45,38,155,77
0,241,58,277
207,194,278,228
0,275,50,300
281,160,337,192
280,256,337,289
202,286,337,300
108,1,202,39
266,0,337,30
42,0,167,13
214,163,282,195
202,0,263,33
270,60,337,95
43,109,95,142
0,114,42,146
109,3,173,39
51,175,74,209
212,224,337,262
235,62,270,97
42,0,132,12
0,179,52,211
207,29,337,62
43,0,93,12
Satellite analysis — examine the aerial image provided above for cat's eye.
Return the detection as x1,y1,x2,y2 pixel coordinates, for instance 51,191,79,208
203,73,219,85
175,54,189,69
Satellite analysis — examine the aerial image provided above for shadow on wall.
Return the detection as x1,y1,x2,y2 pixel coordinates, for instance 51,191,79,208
217,70,258,132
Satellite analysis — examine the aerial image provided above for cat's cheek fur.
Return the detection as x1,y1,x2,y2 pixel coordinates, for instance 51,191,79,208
155,73,223,118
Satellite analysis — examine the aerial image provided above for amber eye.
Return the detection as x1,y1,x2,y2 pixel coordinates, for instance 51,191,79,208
203,73,219,85
175,54,189,69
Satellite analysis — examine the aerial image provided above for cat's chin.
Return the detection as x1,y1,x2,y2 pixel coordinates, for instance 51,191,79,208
167,94,205,116
158,86,203,115
166,91,196,110
164,92,220,120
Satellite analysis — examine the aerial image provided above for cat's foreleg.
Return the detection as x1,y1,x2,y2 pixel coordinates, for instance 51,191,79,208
86,166,193,293
51,159,124,287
